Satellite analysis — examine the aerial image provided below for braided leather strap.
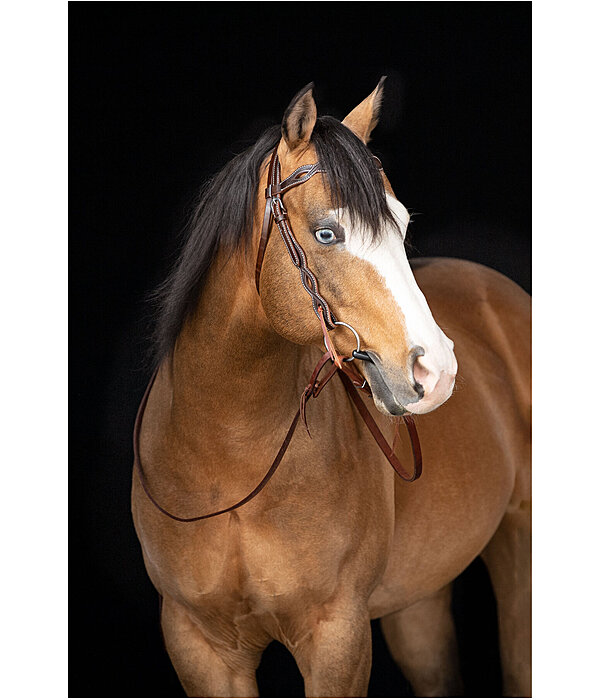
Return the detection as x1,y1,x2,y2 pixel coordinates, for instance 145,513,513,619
255,149,336,328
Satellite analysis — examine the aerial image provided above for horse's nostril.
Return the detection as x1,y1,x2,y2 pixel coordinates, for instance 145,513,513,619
413,381,425,400
413,381,425,401
409,345,425,366
413,354,444,399
410,346,427,397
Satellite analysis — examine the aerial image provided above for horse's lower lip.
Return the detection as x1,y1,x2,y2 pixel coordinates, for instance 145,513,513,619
360,356,411,416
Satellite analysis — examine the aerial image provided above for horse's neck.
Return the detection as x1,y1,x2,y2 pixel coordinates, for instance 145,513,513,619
168,251,310,441
147,250,384,512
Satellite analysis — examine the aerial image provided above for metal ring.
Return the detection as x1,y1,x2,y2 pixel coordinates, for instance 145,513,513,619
333,320,361,362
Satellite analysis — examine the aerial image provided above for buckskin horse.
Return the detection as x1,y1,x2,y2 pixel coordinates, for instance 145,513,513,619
132,79,531,697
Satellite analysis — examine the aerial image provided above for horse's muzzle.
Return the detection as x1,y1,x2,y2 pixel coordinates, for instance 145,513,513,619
360,348,456,416
360,351,418,416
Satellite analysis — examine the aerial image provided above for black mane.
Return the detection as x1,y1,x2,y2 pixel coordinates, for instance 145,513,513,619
151,116,398,363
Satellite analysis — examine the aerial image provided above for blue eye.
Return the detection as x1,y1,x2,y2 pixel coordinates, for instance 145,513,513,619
315,228,336,245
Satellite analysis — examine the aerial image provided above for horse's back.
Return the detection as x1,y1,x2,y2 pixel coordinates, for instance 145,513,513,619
412,256,530,423
411,256,530,346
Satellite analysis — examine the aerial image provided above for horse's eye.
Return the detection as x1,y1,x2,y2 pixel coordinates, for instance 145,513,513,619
314,228,337,245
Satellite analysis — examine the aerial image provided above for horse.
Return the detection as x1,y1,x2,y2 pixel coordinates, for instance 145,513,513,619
132,79,531,697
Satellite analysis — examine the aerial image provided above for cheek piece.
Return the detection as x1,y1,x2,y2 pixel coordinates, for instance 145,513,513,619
132,146,422,524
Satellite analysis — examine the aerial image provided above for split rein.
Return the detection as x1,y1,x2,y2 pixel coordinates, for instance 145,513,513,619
133,148,422,523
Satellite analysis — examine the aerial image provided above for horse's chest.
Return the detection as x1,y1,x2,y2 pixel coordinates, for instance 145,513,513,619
159,503,391,619
136,428,396,618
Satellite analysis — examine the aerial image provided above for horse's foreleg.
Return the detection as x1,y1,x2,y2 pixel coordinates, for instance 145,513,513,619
291,602,372,697
380,584,463,697
160,595,264,697
481,505,532,697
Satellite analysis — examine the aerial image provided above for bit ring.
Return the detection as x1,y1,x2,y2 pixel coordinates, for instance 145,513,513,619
333,321,361,362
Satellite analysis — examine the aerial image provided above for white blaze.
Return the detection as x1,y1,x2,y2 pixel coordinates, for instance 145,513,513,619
337,195,457,384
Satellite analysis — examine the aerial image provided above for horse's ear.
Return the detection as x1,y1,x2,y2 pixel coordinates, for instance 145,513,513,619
281,83,317,153
342,76,386,144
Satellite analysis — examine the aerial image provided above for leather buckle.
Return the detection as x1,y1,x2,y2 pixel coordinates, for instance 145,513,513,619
272,196,287,222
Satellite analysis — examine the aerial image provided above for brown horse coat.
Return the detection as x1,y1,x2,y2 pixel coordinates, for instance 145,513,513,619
132,83,531,697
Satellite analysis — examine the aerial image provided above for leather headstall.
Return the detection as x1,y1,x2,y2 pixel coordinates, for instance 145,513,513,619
133,146,422,523
255,150,335,328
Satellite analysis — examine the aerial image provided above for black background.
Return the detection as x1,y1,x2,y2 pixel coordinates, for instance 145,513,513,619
70,3,531,697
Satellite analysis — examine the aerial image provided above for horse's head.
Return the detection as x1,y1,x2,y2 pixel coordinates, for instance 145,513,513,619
258,81,457,416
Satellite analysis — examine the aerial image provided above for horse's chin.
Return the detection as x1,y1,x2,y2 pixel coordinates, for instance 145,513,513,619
371,392,408,417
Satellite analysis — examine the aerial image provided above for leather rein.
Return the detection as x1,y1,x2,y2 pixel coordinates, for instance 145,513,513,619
133,147,422,523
